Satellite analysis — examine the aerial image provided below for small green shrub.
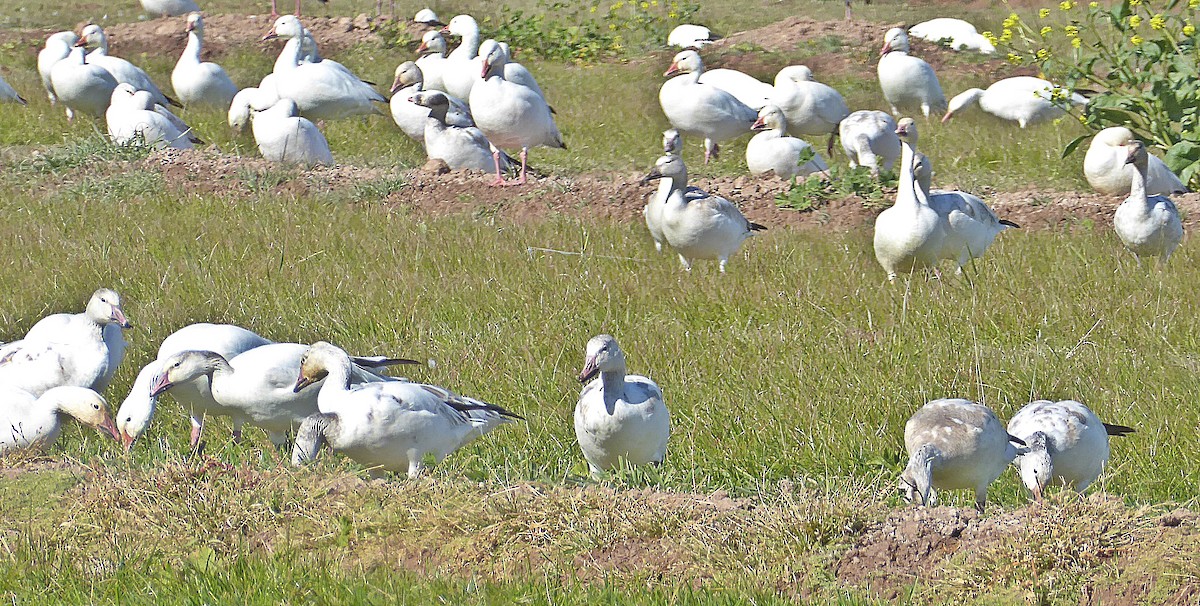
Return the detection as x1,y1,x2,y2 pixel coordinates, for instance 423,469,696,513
775,163,897,211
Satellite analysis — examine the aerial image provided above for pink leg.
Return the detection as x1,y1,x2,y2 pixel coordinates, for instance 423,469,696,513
516,148,528,185
489,149,506,186
294,0,302,16
270,0,279,17
189,418,203,449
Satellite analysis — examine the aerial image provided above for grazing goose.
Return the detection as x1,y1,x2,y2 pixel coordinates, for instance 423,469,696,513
909,153,1020,271
263,16,386,120
469,40,564,185
942,77,1086,128
251,98,334,166
900,398,1025,512
49,45,119,120
0,386,117,454
291,341,520,478
140,0,200,17
414,8,443,26
107,84,197,149
78,25,178,109
415,30,450,92
1008,400,1134,502
873,118,945,281
172,13,238,110
575,334,670,476
659,49,757,163
746,104,829,179
877,27,946,118
228,82,279,130
668,24,720,48
411,91,510,172
0,73,24,105
38,31,79,104
642,154,765,272
1113,140,1184,264
839,110,900,173
909,18,996,54
1085,127,1187,196
390,61,471,142
769,65,849,138
117,323,273,452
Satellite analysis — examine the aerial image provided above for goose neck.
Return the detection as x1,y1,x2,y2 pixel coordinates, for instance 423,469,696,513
274,38,302,72
599,366,628,406
182,30,202,63
1129,158,1149,206
896,140,925,209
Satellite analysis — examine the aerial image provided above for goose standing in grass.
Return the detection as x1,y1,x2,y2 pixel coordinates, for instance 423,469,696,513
107,84,197,149
1113,140,1184,264
263,16,386,120
291,341,521,478
49,45,118,120
909,18,996,54
839,110,900,173
38,31,78,104
900,398,1026,512
0,386,117,454
746,105,828,179
1008,400,1134,502
415,30,450,92
117,323,272,452
172,13,238,110
251,98,334,166
390,61,471,142
78,25,179,109
942,77,1086,128
644,129,682,253
877,27,946,118
769,65,849,138
642,154,765,272
668,24,719,48
469,40,564,185
575,334,669,476
140,0,200,17
872,118,945,281
909,153,1020,271
411,91,509,172
1085,127,1187,196
0,72,24,105
659,49,757,163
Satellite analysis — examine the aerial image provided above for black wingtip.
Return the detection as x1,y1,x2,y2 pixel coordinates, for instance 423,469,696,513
165,94,181,107
1000,219,1021,228
351,355,424,368
1008,434,1027,446
17,95,27,106
749,221,768,232
1103,423,1136,437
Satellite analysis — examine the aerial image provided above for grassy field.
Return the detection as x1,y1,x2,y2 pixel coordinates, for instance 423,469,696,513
0,0,1198,603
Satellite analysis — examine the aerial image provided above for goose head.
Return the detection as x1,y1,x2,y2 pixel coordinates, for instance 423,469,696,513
479,39,507,78
578,334,626,383
46,386,118,442
774,65,813,86
899,442,936,506
410,90,450,120
881,27,909,55
664,49,703,77
77,24,108,52
895,117,918,146
185,12,205,35
752,105,787,132
391,61,423,94
86,288,131,329
150,351,226,397
640,154,688,187
417,30,446,55
662,129,681,155
1015,432,1052,503
116,367,157,453
942,88,985,123
294,341,346,392
413,8,443,27
46,31,79,49
263,15,304,41
443,14,479,38
1124,139,1150,172
109,83,141,108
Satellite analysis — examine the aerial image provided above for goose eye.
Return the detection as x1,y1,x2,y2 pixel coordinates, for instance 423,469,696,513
93,404,100,410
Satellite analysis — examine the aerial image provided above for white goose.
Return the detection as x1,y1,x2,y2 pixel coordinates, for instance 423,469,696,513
389,61,471,142
439,14,484,101
900,398,1025,512
769,65,849,138
668,24,719,48
411,91,510,172
79,25,178,109
642,154,766,272
49,45,119,120
644,129,681,253
469,40,564,185
1008,400,1134,502
1114,140,1184,264
839,110,900,173
910,153,1020,271
746,104,829,179
909,18,996,54
414,8,443,26
263,16,386,120
698,67,774,112
0,73,24,105
38,31,78,104
251,98,334,166
943,77,1086,128
877,28,946,118
659,49,757,163
172,13,238,110
0,386,117,455
291,341,521,478
107,84,197,149
140,0,200,17
415,30,450,93
228,82,279,131
575,334,670,476
1085,127,1187,196
872,118,946,281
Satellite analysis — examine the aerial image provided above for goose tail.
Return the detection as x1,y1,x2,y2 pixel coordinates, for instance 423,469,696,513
1103,423,1135,437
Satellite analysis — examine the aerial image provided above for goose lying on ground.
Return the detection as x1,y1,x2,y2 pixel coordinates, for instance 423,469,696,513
140,0,200,17
901,398,1025,512
172,13,238,110
1008,399,1134,502
769,65,849,138
1085,127,1187,196
878,27,946,118
1113,140,1184,264
49,45,118,120
107,84,198,149
872,118,945,281
411,91,510,172
575,334,670,476
251,98,334,166
668,24,719,48
0,386,117,454
942,77,1086,128
291,341,520,478
746,104,828,179
414,8,443,26
263,15,386,120
659,49,756,163
909,18,996,54
390,61,471,142
642,154,765,272
839,110,900,173
38,31,78,104
79,25,178,109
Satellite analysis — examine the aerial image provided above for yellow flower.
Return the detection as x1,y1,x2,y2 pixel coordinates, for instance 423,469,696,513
1191,0,1199,8
1006,52,1025,65
1079,114,1089,124
1040,26,1052,36
1036,48,1050,60
1000,28,1013,43
1039,8,1051,18
1059,0,1074,8
982,30,998,45
1003,13,1020,28
1131,34,1144,44
1150,14,1165,29
1064,25,1079,37
590,5,597,12
640,1,649,8
1185,23,1197,35
668,10,677,18
1128,15,1141,27
1130,0,1141,5
1090,1,1099,7
1071,37,1082,47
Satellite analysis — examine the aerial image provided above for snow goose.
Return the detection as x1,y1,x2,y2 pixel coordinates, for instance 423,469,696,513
839,110,900,173
415,30,450,92
668,24,720,48
79,25,178,109
1113,140,1184,264
117,323,272,452
38,31,78,104
877,28,946,118
228,83,279,130
411,91,510,172
251,98,334,166
439,14,483,100
659,50,757,163
644,129,681,253
263,16,386,120
900,398,1025,512
698,67,774,112
872,118,945,281
140,0,200,17
390,61,471,142
0,73,24,105
414,8,443,27
171,13,238,110
469,40,564,185
909,18,996,54
1085,127,1186,196
0,386,117,454
575,334,669,476
291,341,520,478
0,288,131,396
769,65,849,138
49,45,118,120
642,154,766,272
909,153,1020,271
1008,400,1134,502
943,77,1086,128
107,84,197,149
746,104,829,179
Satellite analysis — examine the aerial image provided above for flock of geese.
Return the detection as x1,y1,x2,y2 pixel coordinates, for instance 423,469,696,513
0,6,1187,508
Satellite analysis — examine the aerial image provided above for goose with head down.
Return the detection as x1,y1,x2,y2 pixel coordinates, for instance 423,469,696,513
942,76,1086,128
838,110,900,173
0,386,118,455
1008,399,1134,503
107,84,199,149
250,98,334,166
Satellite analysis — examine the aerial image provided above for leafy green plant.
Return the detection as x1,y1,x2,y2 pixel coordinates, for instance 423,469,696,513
774,161,897,212
995,0,1200,186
